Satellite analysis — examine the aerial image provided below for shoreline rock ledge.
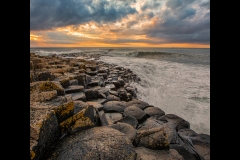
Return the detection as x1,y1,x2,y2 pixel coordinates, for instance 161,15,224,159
30,52,210,160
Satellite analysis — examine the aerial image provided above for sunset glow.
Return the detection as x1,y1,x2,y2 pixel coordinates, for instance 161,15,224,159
30,0,210,48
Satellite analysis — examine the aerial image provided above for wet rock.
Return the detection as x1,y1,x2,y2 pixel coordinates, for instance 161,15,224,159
109,123,137,142
135,147,184,160
126,99,150,110
144,107,165,117
135,126,169,149
178,129,210,160
115,115,139,129
42,126,136,160
125,86,137,97
118,78,125,87
103,101,127,113
124,105,148,121
64,85,84,94
139,118,179,144
30,81,65,96
107,94,120,101
118,88,129,101
157,114,190,131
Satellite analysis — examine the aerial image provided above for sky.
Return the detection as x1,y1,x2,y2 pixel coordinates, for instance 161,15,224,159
30,0,210,48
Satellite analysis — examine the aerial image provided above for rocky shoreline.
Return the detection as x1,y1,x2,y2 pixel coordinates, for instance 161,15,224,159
30,52,210,160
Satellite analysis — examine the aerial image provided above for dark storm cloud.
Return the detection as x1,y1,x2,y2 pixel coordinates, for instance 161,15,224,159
178,7,196,20
141,0,161,11
199,1,210,9
166,0,195,10
145,16,209,44
30,0,137,30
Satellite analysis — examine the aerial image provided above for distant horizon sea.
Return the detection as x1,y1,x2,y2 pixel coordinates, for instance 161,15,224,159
30,47,210,135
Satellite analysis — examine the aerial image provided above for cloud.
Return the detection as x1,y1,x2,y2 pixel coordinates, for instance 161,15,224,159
30,0,137,30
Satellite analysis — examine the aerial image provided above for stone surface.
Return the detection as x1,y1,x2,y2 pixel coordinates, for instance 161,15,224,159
30,109,59,160
144,107,165,117
42,127,137,160
106,94,120,101
64,85,84,94
68,92,86,101
30,90,58,102
109,123,137,142
103,101,126,113
135,147,184,160
135,126,169,149
59,105,96,134
126,99,150,110
86,101,103,111
115,115,139,128
104,113,123,125
124,105,148,121
30,81,65,96
73,100,90,114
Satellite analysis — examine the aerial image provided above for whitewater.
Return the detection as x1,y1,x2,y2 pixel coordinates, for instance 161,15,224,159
30,48,210,135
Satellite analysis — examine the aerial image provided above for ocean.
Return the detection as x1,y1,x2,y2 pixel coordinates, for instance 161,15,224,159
30,47,210,135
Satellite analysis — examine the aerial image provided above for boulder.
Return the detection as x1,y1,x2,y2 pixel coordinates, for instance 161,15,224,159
104,113,123,125
86,101,103,111
54,77,70,88
73,100,90,114
178,129,210,160
109,90,118,96
124,105,148,121
118,88,129,101
30,90,58,102
68,92,86,101
135,147,184,160
30,81,65,96
69,79,78,85
126,99,150,110
103,101,126,113
42,127,137,160
134,126,169,149
107,94,120,101
108,123,137,142
144,107,165,117
59,105,96,134
30,108,59,160
105,83,116,90
84,88,99,100
157,114,190,131
114,115,138,129
64,85,84,94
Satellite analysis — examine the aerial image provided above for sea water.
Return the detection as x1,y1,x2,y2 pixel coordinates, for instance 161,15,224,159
30,47,210,135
